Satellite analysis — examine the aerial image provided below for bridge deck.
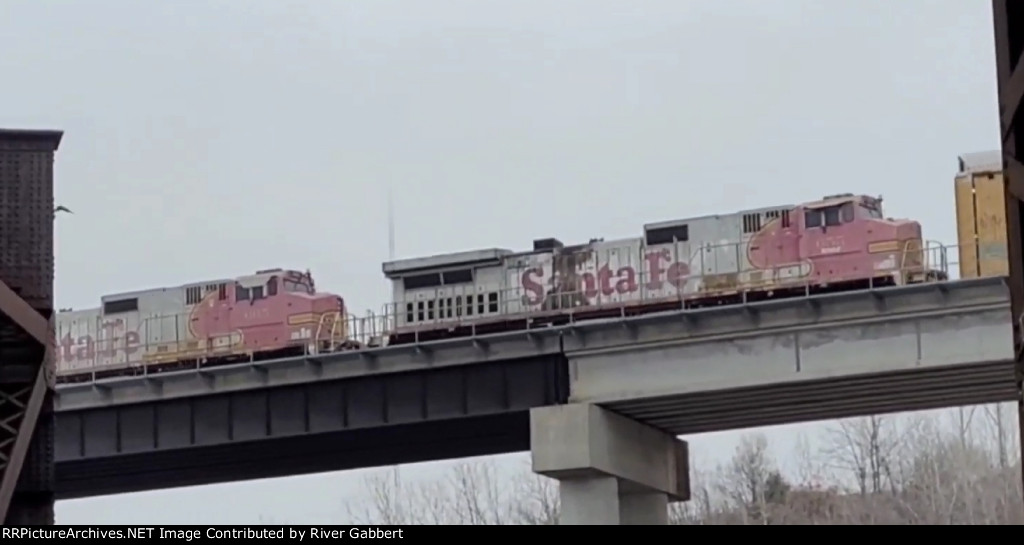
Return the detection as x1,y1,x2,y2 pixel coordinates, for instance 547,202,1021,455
54,276,1015,499
560,276,1015,432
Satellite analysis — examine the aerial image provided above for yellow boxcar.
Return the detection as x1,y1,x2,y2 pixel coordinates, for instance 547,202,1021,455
954,150,1008,279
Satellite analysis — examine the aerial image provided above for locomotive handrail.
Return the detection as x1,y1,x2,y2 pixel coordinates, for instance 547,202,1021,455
57,274,1012,390
312,311,339,353
379,239,964,333
54,240,993,382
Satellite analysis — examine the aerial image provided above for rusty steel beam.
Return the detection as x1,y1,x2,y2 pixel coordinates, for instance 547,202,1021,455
993,0,1024,511
1000,52,1024,157
0,355,51,519
994,1,1024,335
0,280,50,347
0,128,61,525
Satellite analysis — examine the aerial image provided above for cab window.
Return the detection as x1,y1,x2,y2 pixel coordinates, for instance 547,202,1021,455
840,203,855,222
805,203,854,229
284,279,311,294
861,204,883,219
235,284,265,302
236,279,276,302
823,206,841,227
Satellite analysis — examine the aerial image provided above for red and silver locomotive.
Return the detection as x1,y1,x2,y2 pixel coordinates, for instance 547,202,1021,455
56,269,352,383
380,193,946,345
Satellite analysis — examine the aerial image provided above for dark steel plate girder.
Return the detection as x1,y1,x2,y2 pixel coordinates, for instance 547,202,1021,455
994,1,1024,348
0,128,61,525
993,0,1024,513
53,355,569,499
0,283,53,521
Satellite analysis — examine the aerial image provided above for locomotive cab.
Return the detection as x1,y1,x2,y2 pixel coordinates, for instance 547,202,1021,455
259,269,348,350
799,194,934,286
191,268,347,356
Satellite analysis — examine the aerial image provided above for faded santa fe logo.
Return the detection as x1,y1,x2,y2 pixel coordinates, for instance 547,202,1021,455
520,248,690,307
57,318,142,364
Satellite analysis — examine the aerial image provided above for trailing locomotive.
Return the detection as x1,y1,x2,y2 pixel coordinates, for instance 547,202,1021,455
55,268,351,383
381,193,948,345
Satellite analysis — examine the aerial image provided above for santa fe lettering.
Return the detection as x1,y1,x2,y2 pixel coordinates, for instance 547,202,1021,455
521,249,690,305
56,322,142,363
293,527,404,540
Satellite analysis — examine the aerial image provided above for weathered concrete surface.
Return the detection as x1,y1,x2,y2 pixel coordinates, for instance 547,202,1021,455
562,279,1015,434
531,404,689,525
568,307,1012,403
56,278,1007,412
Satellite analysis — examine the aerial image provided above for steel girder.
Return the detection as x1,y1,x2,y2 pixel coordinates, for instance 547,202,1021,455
0,296,52,524
0,129,61,525
993,0,1024,506
994,2,1024,334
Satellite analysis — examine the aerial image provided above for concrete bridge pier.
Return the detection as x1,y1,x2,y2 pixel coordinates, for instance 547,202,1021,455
530,404,690,525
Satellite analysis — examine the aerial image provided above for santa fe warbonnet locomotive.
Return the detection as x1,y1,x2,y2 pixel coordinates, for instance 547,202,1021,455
58,185,985,384
381,192,946,345
55,269,353,383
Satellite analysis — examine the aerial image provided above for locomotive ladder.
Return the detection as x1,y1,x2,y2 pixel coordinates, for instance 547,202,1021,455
0,278,53,524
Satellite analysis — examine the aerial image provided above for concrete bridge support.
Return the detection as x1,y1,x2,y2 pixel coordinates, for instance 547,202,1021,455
530,404,690,525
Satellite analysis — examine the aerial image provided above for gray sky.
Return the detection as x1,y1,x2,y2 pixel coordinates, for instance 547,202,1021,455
0,0,1004,523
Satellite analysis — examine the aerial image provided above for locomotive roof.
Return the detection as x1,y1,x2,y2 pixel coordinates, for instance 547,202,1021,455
958,150,1002,175
383,197,879,276
100,269,294,301
803,195,861,209
102,281,233,302
383,248,511,277
643,203,797,230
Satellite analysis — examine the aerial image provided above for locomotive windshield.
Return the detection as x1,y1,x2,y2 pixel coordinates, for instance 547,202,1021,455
861,202,883,218
284,277,313,294
805,203,853,228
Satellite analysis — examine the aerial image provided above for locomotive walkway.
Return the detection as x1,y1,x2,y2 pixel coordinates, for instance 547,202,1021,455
53,276,1016,523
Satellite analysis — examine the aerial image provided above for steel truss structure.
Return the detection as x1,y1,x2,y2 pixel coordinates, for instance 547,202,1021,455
993,0,1024,502
0,129,61,524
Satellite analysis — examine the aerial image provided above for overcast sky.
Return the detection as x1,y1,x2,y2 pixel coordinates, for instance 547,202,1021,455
0,0,1006,524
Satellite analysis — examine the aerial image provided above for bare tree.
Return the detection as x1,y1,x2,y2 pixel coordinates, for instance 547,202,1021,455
981,402,1018,469
670,463,718,524
346,461,560,525
512,470,559,525
344,403,1024,525
791,432,827,488
820,415,917,496
346,467,414,524
711,433,792,523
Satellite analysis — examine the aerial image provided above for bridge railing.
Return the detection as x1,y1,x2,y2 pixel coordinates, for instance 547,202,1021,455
367,239,977,341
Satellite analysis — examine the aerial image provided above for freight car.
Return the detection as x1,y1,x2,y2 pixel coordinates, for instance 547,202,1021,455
954,150,1010,280
55,268,353,383
381,193,948,345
